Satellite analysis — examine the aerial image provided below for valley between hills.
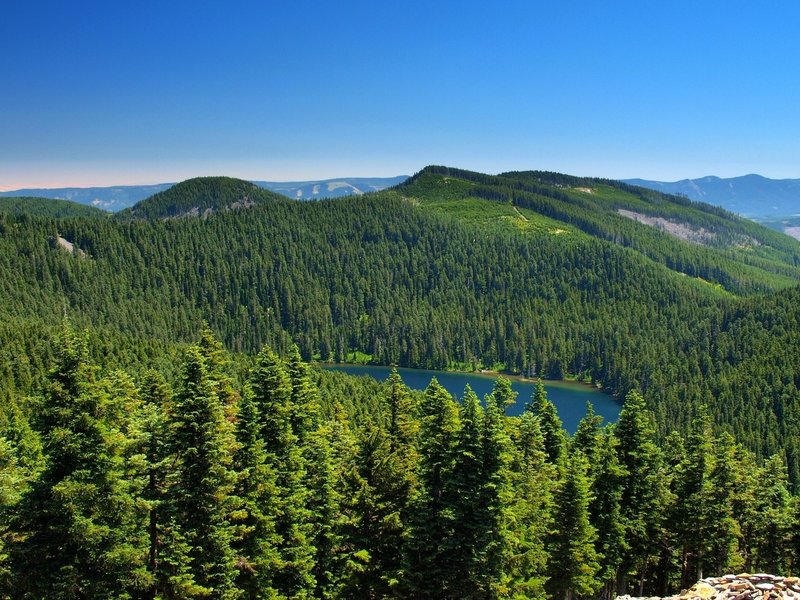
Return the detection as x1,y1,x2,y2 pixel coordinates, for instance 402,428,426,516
0,166,798,598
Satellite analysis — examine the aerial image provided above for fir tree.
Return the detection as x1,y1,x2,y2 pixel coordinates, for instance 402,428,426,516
402,378,460,597
704,432,743,575
448,386,485,597
339,423,410,598
590,428,628,600
750,454,794,573
527,381,565,464
232,389,280,598
384,368,418,455
506,412,552,599
11,323,148,598
572,401,603,469
249,345,315,598
139,370,171,599
614,390,663,596
490,376,517,410
672,409,713,587
285,345,337,597
480,386,514,597
546,451,601,600
305,424,341,599
161,345,239,599
0,436,24,592
286,344,319,443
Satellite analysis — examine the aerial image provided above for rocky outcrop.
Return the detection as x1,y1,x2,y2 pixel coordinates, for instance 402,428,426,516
616,573,800,600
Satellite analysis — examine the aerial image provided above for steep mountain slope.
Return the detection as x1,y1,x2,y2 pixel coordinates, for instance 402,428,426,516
0,166,798,484
399,166,800,295
623,174,800,218
116,176,287,220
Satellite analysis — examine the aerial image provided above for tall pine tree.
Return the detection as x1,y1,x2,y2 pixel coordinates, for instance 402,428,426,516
160,344,239,599
402,378,460,598
249,345,315,598
614,390,663,596
546,451,601,600
11,322,148,598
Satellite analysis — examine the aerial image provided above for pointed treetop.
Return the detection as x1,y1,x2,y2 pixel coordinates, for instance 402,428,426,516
460,385,483,431
525,382,565,464
528,380,548,415
573,401,603,461
198,321,227,369
490,376,517,411
421,377,455,417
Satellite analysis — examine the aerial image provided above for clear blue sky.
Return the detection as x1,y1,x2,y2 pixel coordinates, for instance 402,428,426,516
2,1,799,189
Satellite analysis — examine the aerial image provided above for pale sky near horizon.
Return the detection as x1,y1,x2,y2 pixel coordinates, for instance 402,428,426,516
2,1,799,190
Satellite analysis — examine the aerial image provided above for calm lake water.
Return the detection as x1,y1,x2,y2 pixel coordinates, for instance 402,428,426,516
324,364,621,433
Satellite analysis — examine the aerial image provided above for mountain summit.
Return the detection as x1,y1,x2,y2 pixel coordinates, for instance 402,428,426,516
118,176,286,220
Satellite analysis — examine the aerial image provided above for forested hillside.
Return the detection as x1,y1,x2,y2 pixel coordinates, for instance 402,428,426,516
117,177,287,220
0,168,799,488
0,196,108,219
0,323,797,598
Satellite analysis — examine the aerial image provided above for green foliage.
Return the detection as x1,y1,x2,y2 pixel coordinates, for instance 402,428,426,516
588,429,627,597
0,330,798,597
4,167,800,595
448,386,485,596
0,196,108,219
705,432,744,575
117,176,286,220
506,412,552,599
383,368,418,455
671,408,714,587
161,344,239,598
2,168,800,483
10,322,150,598
338,423,410,598
614,390,664,594
528,381,565,465
249,345,315,598
402,378,460,597
546,451,601,600
232,390,280,598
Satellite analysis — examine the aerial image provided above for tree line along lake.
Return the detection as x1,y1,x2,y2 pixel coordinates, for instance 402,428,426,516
323,364,621,433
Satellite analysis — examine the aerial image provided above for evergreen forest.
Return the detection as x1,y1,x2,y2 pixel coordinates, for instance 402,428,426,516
1,167,799,597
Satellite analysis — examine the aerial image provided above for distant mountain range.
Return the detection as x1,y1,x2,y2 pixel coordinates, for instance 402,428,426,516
0,184,173,211
256,176,409,200
0,176,410,211
623,174,800,219
5,173,800,239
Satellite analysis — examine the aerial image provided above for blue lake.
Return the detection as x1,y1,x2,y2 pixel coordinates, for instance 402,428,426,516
324,364,621,433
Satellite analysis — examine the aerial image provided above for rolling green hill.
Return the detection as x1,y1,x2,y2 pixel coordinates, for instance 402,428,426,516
116,176,288,220
399,166,800,295
0,169,799,486
0,196,109,219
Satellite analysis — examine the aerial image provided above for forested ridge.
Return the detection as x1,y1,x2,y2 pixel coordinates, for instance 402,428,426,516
1,169,799,485
116,177,287,220
0,323,797,599
0,196,108,219
2,167,800,596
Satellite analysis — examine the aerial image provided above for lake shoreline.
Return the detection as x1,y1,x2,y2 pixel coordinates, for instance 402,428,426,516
319,363,622,432
316,361,606,395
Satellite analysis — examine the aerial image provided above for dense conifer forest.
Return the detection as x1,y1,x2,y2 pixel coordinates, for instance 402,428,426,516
1,323,798,598
1,167,799,597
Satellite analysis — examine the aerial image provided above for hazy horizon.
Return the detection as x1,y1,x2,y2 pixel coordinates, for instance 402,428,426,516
6,168,800,194
3,2,800,189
